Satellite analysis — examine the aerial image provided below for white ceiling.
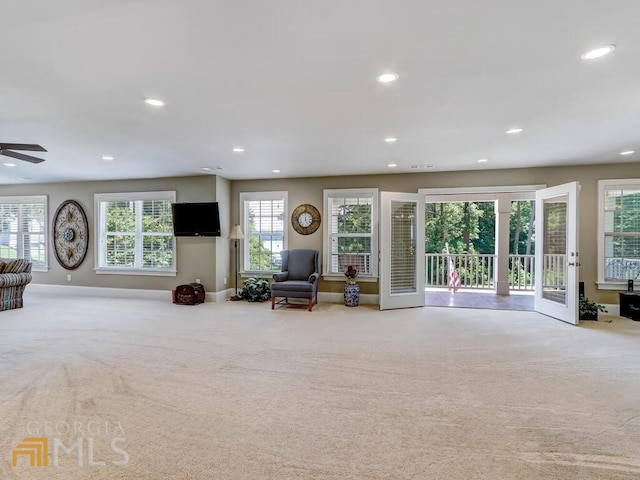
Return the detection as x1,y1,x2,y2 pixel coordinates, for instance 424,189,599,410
1,0,639,185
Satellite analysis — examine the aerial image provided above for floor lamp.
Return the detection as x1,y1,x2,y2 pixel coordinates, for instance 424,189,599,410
229,225,244,300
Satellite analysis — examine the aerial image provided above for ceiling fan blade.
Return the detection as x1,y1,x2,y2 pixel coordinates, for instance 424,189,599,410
0,143,47,152
0,150,45,164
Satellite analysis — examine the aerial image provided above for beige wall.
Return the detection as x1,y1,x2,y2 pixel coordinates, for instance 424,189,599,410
6,161,640,303
0,175,226,293
231,162,640,303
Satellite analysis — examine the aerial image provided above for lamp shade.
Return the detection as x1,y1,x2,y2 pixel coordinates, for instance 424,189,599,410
229,225,244,240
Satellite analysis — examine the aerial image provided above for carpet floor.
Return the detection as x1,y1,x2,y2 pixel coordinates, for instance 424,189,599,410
0,291,639,479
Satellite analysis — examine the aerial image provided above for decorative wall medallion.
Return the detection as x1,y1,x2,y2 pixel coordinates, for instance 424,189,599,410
52,200,89,270
291,204,321,235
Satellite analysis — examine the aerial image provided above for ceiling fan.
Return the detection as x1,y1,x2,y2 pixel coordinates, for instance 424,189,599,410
0,143,47,164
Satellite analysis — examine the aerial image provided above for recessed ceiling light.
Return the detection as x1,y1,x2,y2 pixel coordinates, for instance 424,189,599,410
232,147,245,153
477,158,489,163
101,155,114,161
581,45,616,60
272,169,280,173
376,72,399,84
387,163,398,168
384,137,398,143
201,166,223,171
620,150,635,156
144,97,165,107
506,127,524,135
3,162,16,167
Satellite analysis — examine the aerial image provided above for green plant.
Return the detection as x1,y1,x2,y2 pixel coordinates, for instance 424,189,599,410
579,294,607,319
239,277,271,302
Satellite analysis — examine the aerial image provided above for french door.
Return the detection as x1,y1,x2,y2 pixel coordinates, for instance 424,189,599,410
379,192,425,310
534,182,580,325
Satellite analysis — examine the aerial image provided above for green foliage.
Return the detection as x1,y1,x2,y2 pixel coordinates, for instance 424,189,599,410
336,204,372,254
426,200,535,256
338,204,371,233
247,212,281,270
509,200,535,255
610,191,640,258
425,202,490,254
474,202,496,253
579,294,607,319
239,277,271,302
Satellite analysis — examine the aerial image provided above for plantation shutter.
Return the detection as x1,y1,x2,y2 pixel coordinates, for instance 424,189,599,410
95,191,175,273
603,186,640,280
142,200,174,269
390,200,417,294
0,197,47,268
328,193,373,275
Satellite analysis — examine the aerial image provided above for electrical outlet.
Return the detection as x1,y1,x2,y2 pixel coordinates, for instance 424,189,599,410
67,274,72,282
196,278,201,284
223,277,227,285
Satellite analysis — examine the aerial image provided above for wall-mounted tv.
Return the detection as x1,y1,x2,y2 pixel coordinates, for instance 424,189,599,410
171,202,221,237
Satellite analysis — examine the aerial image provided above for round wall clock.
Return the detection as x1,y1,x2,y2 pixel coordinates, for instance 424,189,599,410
291,204,321,235
52,200,89,270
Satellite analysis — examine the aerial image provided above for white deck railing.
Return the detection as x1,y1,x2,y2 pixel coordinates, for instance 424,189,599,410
425,253,538,291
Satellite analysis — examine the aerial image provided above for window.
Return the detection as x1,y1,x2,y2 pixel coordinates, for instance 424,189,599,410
324,189,378,279
95,191,176,275
240,192,287,273
0,195,47,271
598,179,640,288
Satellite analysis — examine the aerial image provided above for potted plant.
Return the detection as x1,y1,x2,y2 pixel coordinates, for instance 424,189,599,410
579,293,607,321
239,277,271,302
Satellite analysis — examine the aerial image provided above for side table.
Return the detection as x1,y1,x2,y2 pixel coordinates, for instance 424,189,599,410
619,292,640,321
344,283,360,307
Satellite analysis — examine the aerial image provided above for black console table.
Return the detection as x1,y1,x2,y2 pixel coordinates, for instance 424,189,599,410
619,293,640,321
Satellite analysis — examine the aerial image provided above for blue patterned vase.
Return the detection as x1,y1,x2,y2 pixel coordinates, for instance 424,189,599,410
344,283,360,307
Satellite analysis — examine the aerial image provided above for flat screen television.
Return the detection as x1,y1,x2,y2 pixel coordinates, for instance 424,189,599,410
171,202,221,237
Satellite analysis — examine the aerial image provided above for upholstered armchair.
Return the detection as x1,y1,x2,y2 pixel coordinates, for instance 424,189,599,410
0,258,33,311
271,249,320,311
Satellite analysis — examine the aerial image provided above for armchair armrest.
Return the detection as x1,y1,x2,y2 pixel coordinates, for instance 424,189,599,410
0,273,32,288
273,272,289,282
308,272,319,283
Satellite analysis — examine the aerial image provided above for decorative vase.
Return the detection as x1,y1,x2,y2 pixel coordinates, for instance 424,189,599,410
344,283,360,307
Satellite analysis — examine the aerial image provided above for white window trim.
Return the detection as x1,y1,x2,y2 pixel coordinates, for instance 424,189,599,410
239,191,288,275
323,188,379,281
94,191,176,276
597,179,640,290
0,195,49,272
419,185,546,195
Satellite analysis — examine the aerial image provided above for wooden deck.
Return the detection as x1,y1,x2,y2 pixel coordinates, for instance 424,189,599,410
425,289,534,311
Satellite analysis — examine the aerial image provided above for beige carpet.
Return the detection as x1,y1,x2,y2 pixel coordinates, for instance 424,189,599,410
0,291,639,479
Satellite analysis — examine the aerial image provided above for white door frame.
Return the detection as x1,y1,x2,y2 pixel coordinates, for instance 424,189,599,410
420,187,539,296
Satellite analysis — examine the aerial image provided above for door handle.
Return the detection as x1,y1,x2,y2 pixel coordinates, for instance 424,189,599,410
568,262,581,267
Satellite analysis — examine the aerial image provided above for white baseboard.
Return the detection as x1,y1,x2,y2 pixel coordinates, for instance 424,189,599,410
33,285,622,313
603,303,619,316
318,292,379,305
26,283,230,303
26,284,379,305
